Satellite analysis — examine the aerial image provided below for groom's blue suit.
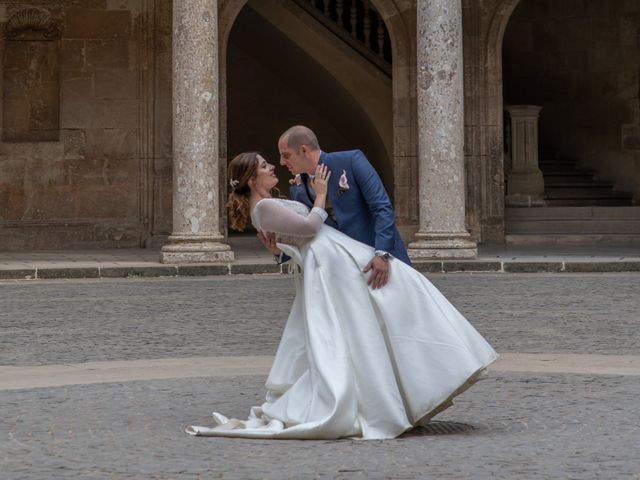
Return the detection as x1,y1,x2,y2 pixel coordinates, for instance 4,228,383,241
289,150,412,266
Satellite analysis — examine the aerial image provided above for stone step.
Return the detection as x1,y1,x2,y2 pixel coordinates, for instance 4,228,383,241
545,181,613,188
544,198,634,207
506,220,640,234
542,169,593,174
539,159,577,167
505,206,640,238
544,187,632,198
538,148,562,159
543,174,598,185
541,168,590,175
505,233,640,246
505,206,640,220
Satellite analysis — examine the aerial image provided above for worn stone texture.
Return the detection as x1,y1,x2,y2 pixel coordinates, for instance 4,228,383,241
410,0,477,259
160,0,233,263
0,1,147,249
2,0,639,254
3,273,640,365
2,274,640,479
2,7,60,142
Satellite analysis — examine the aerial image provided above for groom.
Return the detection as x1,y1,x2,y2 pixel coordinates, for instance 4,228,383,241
260,125,411,289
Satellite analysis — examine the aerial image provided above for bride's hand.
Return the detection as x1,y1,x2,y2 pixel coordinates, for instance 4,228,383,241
311,164,331,196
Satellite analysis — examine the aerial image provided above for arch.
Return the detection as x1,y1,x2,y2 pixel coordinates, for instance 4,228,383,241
481,0,521,242
217,0,416,233
485,0,522,140
486,0,521,70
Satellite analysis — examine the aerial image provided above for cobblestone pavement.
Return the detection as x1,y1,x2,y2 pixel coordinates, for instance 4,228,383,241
2,373,639,479
1,273,639,366
1,273,640,479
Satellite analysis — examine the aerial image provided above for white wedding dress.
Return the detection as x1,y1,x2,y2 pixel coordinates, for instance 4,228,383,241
186,198,498,439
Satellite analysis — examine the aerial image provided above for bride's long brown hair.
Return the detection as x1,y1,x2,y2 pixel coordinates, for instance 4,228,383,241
227,152,260,231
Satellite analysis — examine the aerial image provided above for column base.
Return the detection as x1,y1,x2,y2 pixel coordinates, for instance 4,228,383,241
160,236,234,264
407,232,478,259
506,169,545,206
505,194,545,207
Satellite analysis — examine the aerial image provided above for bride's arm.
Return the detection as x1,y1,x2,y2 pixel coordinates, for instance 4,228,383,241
255,165,332,237
254,199,327,237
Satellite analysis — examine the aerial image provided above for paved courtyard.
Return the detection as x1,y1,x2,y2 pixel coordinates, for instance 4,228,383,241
1,273,640,479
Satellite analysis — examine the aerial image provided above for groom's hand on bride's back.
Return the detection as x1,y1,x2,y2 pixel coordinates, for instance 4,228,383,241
257,230,281,256
363,256,390,289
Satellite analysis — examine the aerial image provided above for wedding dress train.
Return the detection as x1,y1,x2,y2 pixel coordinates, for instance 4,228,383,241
186,199,497,439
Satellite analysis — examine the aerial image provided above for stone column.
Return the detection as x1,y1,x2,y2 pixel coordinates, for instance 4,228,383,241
505,105,545,207
408,0,477,259
161,0,233,263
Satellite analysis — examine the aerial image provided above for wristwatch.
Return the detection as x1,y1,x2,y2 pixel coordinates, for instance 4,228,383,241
374,250,392,262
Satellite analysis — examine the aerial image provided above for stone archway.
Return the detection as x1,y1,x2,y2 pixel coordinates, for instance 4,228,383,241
486,0,522,163
462,0,521,244
485,0,521,240
366,0,417,237
217,0,416,238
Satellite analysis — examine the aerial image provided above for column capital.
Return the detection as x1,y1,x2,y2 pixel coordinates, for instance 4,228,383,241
505,105,543,118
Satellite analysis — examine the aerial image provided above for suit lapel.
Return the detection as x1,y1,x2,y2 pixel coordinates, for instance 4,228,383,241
320,152,340,206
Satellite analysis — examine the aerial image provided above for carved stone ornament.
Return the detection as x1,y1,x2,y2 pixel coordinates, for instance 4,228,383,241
4,7,61,40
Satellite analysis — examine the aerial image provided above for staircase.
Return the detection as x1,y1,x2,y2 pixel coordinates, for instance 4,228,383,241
539,150,633,207
506,151,639,245
293,0,392,76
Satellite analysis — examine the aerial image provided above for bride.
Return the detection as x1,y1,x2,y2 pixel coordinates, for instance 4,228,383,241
186,152,498,440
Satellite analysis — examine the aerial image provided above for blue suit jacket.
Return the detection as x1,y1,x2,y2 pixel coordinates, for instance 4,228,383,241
289,150,411,266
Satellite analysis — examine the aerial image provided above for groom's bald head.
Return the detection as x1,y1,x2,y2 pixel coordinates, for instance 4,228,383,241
278,125,322,175
279,125,320,151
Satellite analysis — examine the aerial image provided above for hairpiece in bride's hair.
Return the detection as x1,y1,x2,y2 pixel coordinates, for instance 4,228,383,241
229,178,240,191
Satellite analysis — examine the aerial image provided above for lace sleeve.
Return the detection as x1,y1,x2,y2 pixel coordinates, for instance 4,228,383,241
253,199,327,237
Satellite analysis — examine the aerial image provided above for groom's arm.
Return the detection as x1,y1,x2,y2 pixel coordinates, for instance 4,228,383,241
351,150,396,289
351,150,396,253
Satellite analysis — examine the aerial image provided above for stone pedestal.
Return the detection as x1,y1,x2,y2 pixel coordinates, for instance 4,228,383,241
160,0,233,264
505,105,545,207
408,0,477,259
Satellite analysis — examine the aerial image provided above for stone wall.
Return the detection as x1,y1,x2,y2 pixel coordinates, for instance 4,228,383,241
504,0,640,202
0,0,516,250
6,0,602,250
150,0,173,246
0,0,412,250
0,0,156,249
